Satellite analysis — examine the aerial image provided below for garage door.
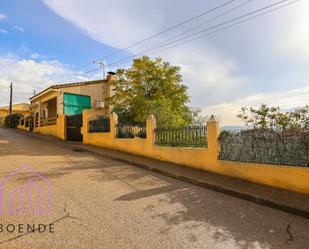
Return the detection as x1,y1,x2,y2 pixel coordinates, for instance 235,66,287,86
63,93,91,115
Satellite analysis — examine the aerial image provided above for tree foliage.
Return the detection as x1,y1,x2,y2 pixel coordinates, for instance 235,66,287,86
237,104,309,132
190,107,208,126
4,113,23,128
109,56,195,128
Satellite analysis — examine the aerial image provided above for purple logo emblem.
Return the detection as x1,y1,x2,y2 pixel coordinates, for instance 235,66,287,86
0,165,52,215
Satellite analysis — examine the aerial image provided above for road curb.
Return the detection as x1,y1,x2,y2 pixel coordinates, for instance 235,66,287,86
68,144,309,219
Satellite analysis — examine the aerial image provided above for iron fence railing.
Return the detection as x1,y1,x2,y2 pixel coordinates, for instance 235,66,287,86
89,117,110,133
116,122,147,139
155,126,207,147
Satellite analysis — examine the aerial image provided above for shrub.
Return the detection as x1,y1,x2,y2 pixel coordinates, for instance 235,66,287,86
4,114,23,128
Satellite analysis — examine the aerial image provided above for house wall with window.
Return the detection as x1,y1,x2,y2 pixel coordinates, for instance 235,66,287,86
0,103,30,127
57,82,106,115
28,73,116,137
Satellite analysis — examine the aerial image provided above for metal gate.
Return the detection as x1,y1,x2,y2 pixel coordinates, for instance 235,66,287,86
67,114,83,141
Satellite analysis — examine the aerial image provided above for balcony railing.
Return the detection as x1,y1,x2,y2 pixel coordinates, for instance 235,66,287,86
39,116,57,126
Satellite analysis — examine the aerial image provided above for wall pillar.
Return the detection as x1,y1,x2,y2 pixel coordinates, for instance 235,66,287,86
57,114,67,140
207,115,220,159
82,109,89,144
109,112,118,138
146,115,156,147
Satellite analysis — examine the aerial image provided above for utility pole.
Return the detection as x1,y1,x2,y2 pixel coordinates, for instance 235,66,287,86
9,82,13,128
93,60,106,79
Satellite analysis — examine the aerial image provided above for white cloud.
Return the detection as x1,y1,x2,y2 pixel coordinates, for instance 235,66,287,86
0,13,7,21
42,0,250,104
0,29,7,34
13,26,24,33
0,54,93,106
41,0,309,125
203,86,309,125
276,1,309,61
30,53,40,59
157,44,248,107
29,53,49,60
43,0,165,48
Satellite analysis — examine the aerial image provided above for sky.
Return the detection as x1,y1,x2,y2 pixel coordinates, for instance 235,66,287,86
0,0,308,125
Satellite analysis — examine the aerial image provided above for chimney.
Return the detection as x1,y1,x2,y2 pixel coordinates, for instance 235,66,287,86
106,71,117,82
104,72,117,114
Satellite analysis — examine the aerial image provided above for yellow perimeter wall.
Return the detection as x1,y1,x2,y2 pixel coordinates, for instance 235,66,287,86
31,115,67,140
17,125,30,132
83,109,309,195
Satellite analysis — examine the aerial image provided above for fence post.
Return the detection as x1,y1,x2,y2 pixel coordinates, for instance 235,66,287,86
207,115,220,159
146,115,156,146
110,112,118,138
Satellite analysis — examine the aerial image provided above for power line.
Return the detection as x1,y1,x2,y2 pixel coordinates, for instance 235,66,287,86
9,82,12,128
106,0,298,67
76,66,102,76
46,66,102,85
47,63,102,84
45,0,238,83
96,0,238,60
140,0,301,62
45,0,299,84
107,0,292,67
151,0,254,49
46,63,95,82
106,0,253,68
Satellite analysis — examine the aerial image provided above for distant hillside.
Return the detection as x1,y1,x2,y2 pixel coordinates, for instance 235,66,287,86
220,125,243,132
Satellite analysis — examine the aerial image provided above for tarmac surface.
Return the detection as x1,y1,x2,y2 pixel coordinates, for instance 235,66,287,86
0,128,308,249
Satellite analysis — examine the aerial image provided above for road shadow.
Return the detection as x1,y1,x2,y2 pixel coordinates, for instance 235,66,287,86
50,156,309,249
142,183,309,249
2,128,309,248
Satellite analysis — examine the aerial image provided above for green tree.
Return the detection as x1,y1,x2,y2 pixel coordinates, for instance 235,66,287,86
190,107,208,126
237,104,308,132
109,56,194,128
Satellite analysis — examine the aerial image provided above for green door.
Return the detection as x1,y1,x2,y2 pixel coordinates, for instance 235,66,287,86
63,93,91,115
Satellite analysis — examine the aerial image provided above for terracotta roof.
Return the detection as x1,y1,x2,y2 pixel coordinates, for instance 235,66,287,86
0,103,30,111
51,79,105,89
30,79,106,100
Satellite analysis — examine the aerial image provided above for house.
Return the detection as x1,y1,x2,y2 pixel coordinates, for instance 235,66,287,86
0,103,30,127
30,73,116,119
25,72,116,140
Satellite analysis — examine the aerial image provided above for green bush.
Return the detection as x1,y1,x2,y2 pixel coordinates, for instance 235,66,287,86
4,114,23,128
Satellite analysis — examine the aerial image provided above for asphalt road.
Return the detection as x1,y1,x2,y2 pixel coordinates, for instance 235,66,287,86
0,128,308,249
